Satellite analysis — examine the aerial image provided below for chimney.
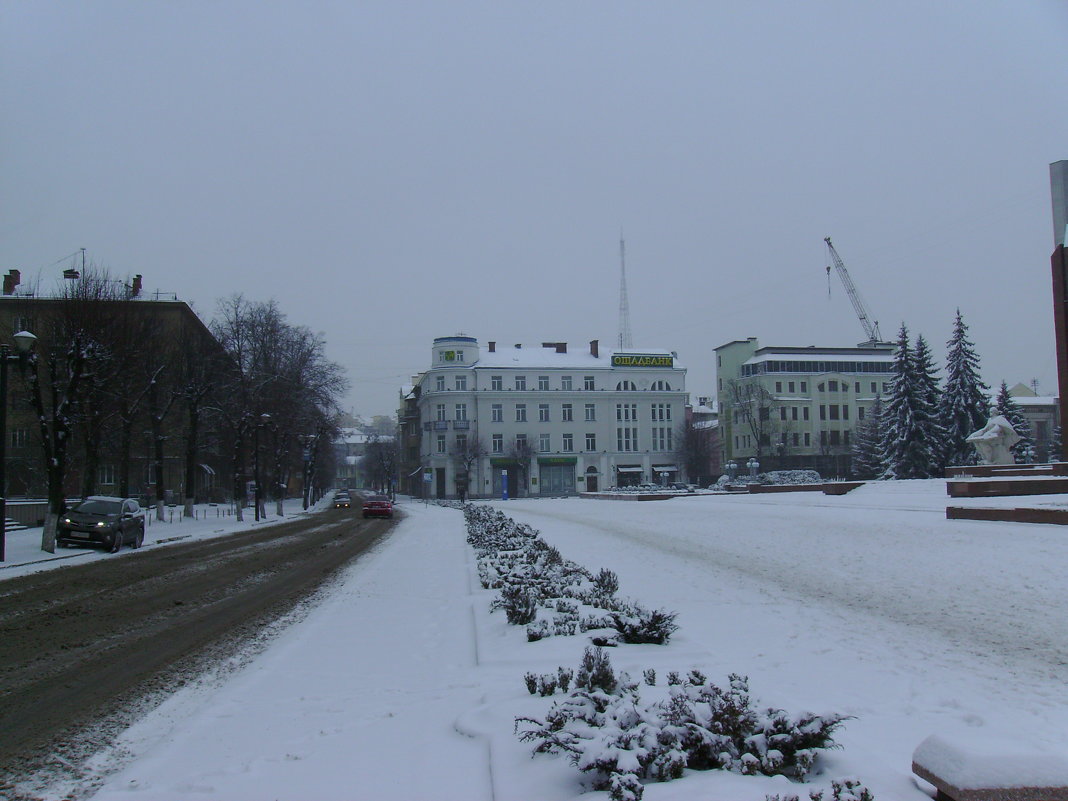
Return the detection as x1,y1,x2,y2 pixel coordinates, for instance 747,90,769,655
590,339,599,358
3,269,20,296
488,341,495,353
131,274,142,297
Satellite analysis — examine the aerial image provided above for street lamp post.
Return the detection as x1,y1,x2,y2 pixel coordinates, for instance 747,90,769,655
0,330,37,562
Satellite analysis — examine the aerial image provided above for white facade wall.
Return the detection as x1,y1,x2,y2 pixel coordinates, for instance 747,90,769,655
416,337,688,497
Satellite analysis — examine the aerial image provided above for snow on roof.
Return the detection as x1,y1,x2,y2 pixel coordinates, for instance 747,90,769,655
470,345,683,370
1012,395,1057,406
744,350,895,364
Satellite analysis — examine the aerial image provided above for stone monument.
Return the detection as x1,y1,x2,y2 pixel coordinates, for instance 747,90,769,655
966,415,1021,465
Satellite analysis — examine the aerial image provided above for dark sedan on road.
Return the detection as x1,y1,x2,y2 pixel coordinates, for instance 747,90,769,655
57,496,146,553
334,492,351,509
362,495,393,519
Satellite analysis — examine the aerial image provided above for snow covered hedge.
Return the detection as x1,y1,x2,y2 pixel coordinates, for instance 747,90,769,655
517,648,853,801
464,505,678,645
715,470,824,488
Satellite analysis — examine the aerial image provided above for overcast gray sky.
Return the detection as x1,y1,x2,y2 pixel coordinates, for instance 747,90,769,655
3,1,1067,418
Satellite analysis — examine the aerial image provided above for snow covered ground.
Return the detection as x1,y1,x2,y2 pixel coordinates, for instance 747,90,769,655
7,481,1068,801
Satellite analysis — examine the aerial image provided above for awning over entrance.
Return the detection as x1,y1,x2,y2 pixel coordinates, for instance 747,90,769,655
616,466,643,473
652,465,679,472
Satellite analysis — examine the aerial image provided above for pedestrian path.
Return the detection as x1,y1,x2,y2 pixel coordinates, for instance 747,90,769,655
88,501,492,801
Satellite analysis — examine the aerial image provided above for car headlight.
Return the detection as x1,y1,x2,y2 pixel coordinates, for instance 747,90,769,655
96,521,108,528
61,517,72,525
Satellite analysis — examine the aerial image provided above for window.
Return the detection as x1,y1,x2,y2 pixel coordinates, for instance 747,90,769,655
882,382,890,393
436,435,446,453
538,375,550,391
819,405,826,421
616,403,637,422
455,403,467,421
561,375,572,390
858,406,866,421
843,405,850,420
435,375,445,391
820,430,828,446
800,382,807,393
651,380,671,391
791,407,798,421
651,403,671,421
759,407,770,422
817,383,825,392
829,430,840,446
584,376,595,391
455,375,467,391
829,405,839,420
829,380,838,392
585,433,597,451
793,433,800,446
515,404,527,422
804,432,811,446
562,403,573,422
539,403,550,422
788,381,795,393
870,382,877,393
780,407,787,421
616,380,637,391
803,407,810,421
539,433,551,452
13,317,33,336
492,433,503,453
775,382,782,393
436,404,446,422
844,430,850,446
515,375,526,391
652,427,673,450
562,433,574,452
616,427,638,451
455,434,467,451
10,429,27,448
98,464,116,485
585,403,596,421
491,403,503,422
515,433,527,450
492,375,503,391
855,382,861,393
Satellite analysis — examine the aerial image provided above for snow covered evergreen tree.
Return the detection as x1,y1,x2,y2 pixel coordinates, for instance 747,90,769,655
1049,425,1062,462
850,394,884,479
993,380,1034,460
880,324,940,479
938,310,990,466
912,334,947,467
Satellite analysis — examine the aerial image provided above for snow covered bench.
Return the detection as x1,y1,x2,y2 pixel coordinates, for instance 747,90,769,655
912,735,1068,801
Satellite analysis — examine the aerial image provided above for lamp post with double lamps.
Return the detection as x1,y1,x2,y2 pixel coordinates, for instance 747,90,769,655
0,330,38,561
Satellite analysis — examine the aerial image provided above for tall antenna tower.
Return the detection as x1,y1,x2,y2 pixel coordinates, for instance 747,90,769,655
617,234,633,350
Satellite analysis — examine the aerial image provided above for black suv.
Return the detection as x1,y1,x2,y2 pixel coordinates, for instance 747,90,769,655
57,496,146,553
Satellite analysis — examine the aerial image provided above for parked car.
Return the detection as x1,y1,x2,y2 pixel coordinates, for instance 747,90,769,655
362,494,393,519
57,496,146,553
334,492,351,509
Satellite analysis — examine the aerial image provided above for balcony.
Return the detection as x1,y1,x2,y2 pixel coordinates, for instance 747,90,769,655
433,420,449,431
453,419,470,430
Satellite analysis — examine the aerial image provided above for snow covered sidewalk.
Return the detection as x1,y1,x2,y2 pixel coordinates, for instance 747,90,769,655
87,501,492,801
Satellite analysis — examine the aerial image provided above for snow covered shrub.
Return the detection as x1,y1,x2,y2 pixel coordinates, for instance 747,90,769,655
765,777,875,801
759,470,822,486
526,620,550,641
666,671,681,685
539,675,558,696
643,669,656,686
499,586,539,625
517,661,852,796
557,667,573,693
574,646,618,694
525,672,539,694
609,605,679,644
593,568,620,597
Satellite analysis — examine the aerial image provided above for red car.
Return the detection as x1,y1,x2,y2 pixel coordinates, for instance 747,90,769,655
362,494,393,519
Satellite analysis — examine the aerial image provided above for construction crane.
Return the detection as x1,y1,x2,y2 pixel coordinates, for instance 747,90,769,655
824,236,882,345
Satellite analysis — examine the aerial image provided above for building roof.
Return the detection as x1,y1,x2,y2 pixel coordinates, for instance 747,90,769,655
463,345,683,370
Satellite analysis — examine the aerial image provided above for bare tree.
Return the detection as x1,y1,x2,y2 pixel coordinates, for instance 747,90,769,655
726,379,783,461
362,435,399,495
675,419,714,486
508,436,534,497
450,435,487,500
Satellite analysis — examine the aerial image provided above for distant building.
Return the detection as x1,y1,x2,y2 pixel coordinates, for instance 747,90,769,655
413,336,688,498
1007,383,1060,461
716,337,895,477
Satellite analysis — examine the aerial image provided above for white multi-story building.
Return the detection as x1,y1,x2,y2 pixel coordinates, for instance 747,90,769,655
415,336,687,498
